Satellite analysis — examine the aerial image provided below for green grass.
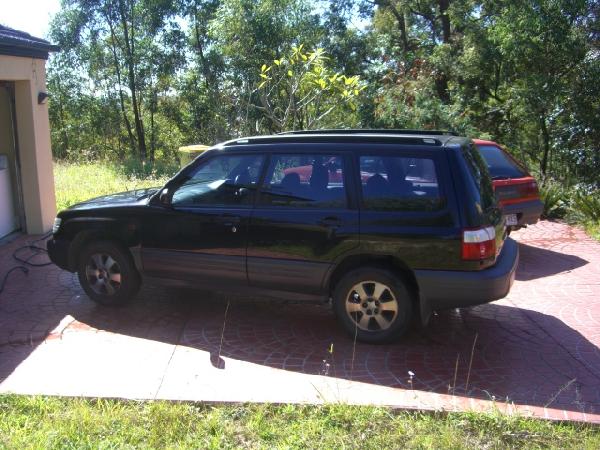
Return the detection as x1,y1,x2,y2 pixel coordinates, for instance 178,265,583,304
53,161,176,211
0,395,598,449
583,221,600,241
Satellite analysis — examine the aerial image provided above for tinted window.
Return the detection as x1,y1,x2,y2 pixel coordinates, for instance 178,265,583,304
172,154,264,206
360,155,444,211
477,145,527,179
259,155,347,208
462,144,495,210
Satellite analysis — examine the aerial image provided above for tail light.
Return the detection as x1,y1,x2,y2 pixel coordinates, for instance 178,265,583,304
495,179,540,206
518,181,539,198
462,226,496,260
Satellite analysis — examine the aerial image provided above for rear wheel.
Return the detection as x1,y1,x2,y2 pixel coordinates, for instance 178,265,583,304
77,241,140,306
333,267,413,344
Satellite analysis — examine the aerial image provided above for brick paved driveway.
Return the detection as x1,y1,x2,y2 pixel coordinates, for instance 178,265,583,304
0,220,599,421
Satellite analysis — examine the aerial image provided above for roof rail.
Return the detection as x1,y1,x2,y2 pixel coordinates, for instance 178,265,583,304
224,134,444,146
278,129,459,136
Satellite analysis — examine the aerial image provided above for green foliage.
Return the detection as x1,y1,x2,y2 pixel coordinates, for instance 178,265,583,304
1,395,599,449
256,45,365,131
583,222,600,241
373,60,479,135
539,182,570,219
571,191,600,223
48,0,186,163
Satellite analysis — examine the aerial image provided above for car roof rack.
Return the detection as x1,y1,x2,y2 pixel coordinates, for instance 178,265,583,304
277,129,459,136
224,134,446,147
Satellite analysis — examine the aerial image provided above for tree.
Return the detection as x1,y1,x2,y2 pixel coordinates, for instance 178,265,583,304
256,46,365,131
48,0,184,162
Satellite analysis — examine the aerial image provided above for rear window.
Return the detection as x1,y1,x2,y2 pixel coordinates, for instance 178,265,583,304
462,144,495,211
477,145,527,179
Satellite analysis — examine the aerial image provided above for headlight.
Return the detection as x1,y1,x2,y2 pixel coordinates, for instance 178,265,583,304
52,217,62,234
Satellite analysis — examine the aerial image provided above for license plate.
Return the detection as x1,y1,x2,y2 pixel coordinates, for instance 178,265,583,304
505,214,518,226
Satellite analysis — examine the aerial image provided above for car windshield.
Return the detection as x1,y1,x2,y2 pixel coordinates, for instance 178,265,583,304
477,145,528,179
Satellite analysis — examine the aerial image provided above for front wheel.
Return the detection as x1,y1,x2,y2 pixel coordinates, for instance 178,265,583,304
77,240,141,306
332,267,413,344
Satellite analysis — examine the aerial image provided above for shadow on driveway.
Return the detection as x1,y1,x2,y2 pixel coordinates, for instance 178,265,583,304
516,243,588,281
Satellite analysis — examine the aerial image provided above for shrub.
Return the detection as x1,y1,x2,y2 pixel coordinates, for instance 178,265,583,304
539,183,569,219
571,190,600,223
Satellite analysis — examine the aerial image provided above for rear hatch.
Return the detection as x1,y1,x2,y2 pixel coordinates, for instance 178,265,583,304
476,144,540,207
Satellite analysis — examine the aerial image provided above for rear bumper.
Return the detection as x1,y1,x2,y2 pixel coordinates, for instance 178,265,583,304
414,237,519,310
47,238,72,271
502,199,543,226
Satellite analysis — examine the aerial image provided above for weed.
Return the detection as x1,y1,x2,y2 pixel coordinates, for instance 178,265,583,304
465,333,478,393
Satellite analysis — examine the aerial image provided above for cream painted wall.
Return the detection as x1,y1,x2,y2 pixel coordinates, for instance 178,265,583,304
0,55,56,234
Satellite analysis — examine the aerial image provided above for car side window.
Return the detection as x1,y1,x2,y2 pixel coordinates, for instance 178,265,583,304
259,154,347,208
360,155,444,211
172,154,264,207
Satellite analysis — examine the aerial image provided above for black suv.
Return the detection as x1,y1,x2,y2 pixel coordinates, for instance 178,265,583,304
48,130,518,343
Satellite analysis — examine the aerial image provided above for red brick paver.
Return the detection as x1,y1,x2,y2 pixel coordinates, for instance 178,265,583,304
0,220,599,422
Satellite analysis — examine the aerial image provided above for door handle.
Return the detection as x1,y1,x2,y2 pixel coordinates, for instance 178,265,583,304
215,214,241,227
318,216,342,228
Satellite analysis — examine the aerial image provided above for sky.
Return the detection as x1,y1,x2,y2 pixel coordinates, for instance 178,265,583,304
0,0,61,39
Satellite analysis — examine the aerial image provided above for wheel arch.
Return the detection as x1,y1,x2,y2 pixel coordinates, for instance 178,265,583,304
67,220,141,271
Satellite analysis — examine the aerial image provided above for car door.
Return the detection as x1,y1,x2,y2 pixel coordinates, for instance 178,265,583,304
141,152,265,285
247,150,359,294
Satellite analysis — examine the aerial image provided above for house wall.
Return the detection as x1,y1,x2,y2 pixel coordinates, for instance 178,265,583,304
0,55,56,234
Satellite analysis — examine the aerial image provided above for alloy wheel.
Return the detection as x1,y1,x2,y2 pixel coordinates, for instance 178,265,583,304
345,280,399,331
85,253,122,296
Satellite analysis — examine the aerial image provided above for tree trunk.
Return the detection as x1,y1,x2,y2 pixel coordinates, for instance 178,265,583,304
435,0,451,103
539,113,551,178
106,17,136,156
438,0,451,44
379,1,410,52
149,88,156,164
118,0,147,162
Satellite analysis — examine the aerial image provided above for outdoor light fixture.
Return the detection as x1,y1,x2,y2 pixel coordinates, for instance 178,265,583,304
37,92,49,104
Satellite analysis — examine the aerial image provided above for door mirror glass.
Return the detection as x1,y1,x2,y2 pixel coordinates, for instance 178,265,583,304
159,188,170,205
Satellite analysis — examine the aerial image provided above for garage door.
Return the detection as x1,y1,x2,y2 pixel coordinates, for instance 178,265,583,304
0,154,17,238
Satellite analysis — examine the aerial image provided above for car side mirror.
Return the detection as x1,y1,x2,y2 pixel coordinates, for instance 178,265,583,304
159,188,170,205
235,187,249,200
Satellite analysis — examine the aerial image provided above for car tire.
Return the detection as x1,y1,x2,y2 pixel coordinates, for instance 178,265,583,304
77,240,141,306
332,267,413,344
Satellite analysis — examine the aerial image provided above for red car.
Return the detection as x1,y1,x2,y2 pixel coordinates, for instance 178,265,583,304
474,139,543,229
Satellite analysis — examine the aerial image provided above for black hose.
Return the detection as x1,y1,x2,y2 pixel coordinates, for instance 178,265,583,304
0,232,53,296
0,266,29,295
12,232,53,267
